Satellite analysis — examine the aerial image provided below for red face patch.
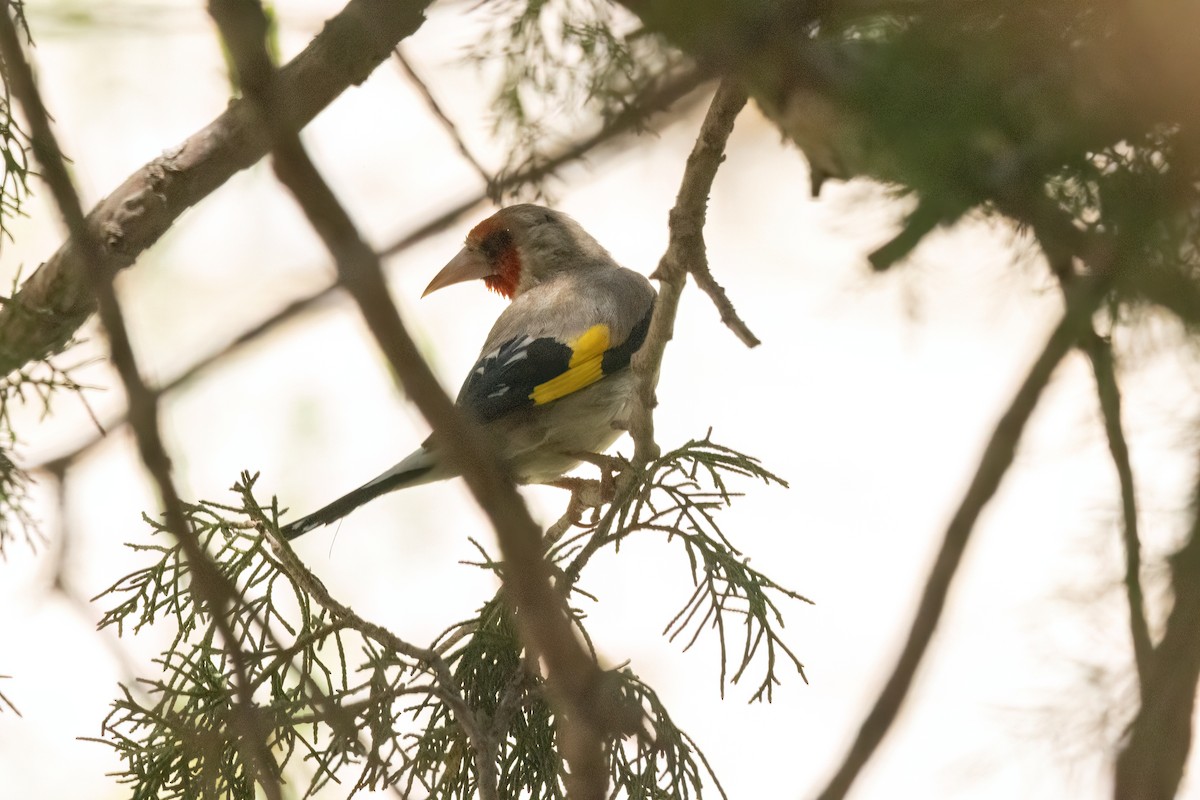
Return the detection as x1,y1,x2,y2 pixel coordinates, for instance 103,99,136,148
468,217,521,299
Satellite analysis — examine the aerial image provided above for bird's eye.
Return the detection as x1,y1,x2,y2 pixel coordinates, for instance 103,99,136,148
479,228,514,261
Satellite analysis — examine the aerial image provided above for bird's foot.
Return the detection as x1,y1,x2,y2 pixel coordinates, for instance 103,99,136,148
546,477,607,509
569,452,629,503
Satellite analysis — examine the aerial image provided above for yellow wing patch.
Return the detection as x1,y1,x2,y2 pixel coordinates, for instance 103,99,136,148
530,324,611,405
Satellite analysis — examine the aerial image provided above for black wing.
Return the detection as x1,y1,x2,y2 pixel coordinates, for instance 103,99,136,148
456,300,653,424
456,333,573,423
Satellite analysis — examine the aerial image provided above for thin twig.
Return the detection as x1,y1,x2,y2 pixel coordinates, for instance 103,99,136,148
209,4,622,798
0,5,281,799
812,269,1116,800
1114,457,1200,800
691,266,761,348
392,46,494,193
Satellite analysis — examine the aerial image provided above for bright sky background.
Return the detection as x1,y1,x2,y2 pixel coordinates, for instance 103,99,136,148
2,2,1197,798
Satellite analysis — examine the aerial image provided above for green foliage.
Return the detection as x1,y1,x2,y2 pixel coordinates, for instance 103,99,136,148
0,334,95,555
472,0,681,195
1045,128,1200,323
754,0,1200,279
92,435,805,798
0,0,32,248
0,4,91,558
553,436,811,702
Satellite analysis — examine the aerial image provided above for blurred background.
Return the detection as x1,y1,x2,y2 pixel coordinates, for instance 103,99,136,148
1,1,1196,797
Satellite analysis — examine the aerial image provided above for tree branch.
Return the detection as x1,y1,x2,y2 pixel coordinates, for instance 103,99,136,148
392,46,493,193
0,4,281,798
0,0,434,376
208,4,626,798
1021,200,1154,695
1114,457,1200,800
1084,332,1152,690
813,269,1117,800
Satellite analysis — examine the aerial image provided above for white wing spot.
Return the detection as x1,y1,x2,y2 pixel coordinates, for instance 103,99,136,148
503,350,529,366
488,385,511,398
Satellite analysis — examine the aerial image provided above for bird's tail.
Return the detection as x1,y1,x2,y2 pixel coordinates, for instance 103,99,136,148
281,448,440,540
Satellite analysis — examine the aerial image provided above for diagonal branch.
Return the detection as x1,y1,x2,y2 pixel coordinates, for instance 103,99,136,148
812,267,1118,800
1114,457,1200,800
0,4,281,799
0,0,434,376
392,46,494,193
1023,201,1154,694
208,3,628,798
1084,332,1152,689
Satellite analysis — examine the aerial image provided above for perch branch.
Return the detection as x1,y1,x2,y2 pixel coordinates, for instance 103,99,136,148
630,79,750,465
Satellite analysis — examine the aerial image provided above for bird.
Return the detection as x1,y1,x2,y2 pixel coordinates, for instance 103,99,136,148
281,204,657,540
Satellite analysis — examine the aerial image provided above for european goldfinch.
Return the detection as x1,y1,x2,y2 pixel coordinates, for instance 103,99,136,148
282,205,656,540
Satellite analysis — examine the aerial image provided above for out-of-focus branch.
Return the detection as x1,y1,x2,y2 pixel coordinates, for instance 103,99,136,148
630,80,750,464
0,4,281,799
1085,334,1152,688
208,4,626,798
392,47,493,192
29,66,710,475
1025,203,1153,694
812,267,1117,800
1114,459,1200,800
1129,265,1200,328
0,0,434,376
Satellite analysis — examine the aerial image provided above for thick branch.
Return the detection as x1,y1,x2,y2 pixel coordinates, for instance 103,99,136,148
0,4,280,798
0,0,433,376
209,4,622,798
1114,459,1200,800
813,270,1115,800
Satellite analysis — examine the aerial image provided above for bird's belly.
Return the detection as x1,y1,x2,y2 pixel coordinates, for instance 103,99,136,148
498,371,638,483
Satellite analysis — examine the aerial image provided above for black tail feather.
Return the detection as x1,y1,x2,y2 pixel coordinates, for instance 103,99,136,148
281,465,434,540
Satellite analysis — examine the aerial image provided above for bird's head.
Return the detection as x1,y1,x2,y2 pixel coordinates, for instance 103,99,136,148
423,204,609,300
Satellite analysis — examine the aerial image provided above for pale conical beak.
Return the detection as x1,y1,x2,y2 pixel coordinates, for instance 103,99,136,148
422,246,493,297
